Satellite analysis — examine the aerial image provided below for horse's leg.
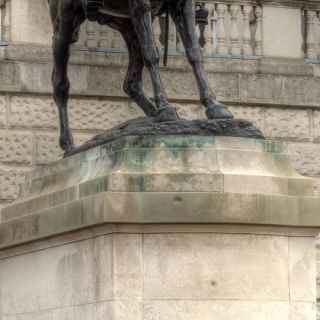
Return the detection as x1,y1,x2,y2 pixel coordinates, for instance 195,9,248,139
170,0,233,119
49,0,84,153
128,0,179,121
120,21,158,117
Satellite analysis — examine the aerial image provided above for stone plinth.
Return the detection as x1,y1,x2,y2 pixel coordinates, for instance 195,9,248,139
0,135,319,320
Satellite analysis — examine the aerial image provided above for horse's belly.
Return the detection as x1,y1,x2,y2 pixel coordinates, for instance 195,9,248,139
101,0,130,17
100,0,164,17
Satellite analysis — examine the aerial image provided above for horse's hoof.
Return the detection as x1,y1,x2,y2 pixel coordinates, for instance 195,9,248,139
60,137,75,154
155,106,180,122
206,102,233,120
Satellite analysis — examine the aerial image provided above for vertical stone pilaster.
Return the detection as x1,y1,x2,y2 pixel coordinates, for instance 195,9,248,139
1,0,10,43
306,10,318,60
204,3,215,56
85,22,98,49
99,24,110,49
242,5,253,56
230,4,241,56
216,3,228,55
255,6,263,57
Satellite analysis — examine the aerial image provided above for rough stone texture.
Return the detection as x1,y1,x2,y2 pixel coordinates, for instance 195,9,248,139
0,95,7,128
0,169,26,200
288,143,320,177
0,131,33,164
264,108,310,141
312,111,320,142
9,96,58,129
69,99,142,131
35,132,95,165
227,106,265,133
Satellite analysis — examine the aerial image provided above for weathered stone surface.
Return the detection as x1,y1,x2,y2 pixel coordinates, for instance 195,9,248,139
69,99,142,130
9,96,57,129
2,310,53,320
10,0,52,45
0,227,317,320
265,108,310,140
144,301,289,320
313,178,320,194
2,135,316,230
34,132,95,165
0,131,33,164
113,234,143,299
143,233,288,300
0,62,20,90
290,302,316,320
238,74,320,107
0,95,7,127
239,74,283,104
289,237,316,302
0,235,113,314
34,132,62,164
227,106,265,133
263,6,303,59
312,111,320,141
288,143,320,177
0,170,25,200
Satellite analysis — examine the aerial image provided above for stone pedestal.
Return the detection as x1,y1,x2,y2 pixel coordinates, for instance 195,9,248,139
0,136,319,320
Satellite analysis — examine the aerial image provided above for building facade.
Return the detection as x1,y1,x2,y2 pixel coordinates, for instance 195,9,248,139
0,0,320,317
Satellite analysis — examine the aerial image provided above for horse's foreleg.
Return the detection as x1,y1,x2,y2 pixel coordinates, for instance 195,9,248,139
52,34,74,153
170,0,233,119
120,22,158,117
128,0,179,121
50,2,84,153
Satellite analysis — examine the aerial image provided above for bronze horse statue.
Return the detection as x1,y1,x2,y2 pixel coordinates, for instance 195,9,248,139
48,0,233,153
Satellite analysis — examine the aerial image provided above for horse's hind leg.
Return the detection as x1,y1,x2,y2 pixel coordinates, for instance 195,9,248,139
170,0,233,119
120,21,158,117
50,0,84,153
128,0,179,121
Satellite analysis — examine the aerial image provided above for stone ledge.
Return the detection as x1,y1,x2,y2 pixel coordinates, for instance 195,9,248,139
1,47,320,109
0,191,320,250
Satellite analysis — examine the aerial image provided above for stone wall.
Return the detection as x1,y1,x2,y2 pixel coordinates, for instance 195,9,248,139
0,49,319,211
